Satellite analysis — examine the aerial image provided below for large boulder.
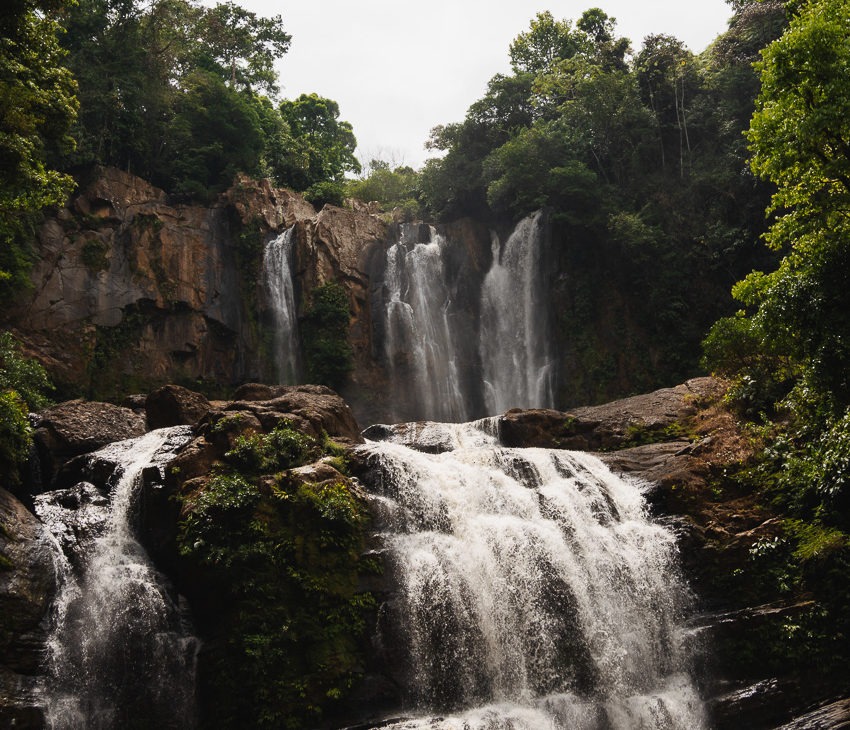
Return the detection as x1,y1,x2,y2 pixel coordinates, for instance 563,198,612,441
498,377,723,451
227,383,363,444
145,384,212,429
0,488,57,728
32,400,146,491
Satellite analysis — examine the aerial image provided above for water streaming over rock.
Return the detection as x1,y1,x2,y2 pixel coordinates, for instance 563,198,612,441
263,225,301,384
35,427,198,729
383,225,468,421
480,211,554,413
359,420,706,729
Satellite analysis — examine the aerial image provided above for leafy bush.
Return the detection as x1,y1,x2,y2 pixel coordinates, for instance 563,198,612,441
303,180,345,208
178,427,371,729
301,283,354,390
0,332,51,486
224,422,316,475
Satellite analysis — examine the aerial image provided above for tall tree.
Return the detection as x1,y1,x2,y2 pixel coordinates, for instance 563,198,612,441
0,0,77,296
196,1,290,94
274,94,360,190
739,0,850,410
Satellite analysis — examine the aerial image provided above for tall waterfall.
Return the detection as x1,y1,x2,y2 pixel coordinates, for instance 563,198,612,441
384,225,468,422
35,427,198,729
379,212,553,422
480,211,554,413
263,226,301,384
360,420,706,729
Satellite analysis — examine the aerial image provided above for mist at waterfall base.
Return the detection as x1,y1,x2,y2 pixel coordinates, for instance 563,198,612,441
35,428,198,729
358,420,706,729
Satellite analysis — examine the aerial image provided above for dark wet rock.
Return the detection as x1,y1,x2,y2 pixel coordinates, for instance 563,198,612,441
0,488,57,726
145,384,212,429
121,393,148,411
775,697,850,729
32,400,146,491
34,482,109,569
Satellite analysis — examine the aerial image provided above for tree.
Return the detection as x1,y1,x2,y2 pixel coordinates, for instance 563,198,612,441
274,94,360,191
508,11,583,74
634,34,698,176
346,161,423,219
0,0,77,296
745,0,850,408
58,0,291,189
576,8,630,71
167,70,264,199
196,1,290,94
705,0,850,412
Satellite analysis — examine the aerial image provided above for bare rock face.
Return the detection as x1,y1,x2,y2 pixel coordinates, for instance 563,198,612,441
3,167,404,420
293,205,391,420
0,488,57,728
224,173,316,229
3,168,337,398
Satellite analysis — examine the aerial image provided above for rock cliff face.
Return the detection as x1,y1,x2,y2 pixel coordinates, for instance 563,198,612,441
3,168,395,408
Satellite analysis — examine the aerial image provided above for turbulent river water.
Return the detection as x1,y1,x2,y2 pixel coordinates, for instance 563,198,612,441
35,427,197,729
357,419,707,730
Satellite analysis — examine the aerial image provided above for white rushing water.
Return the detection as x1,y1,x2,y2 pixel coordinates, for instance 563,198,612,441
36,427,198,729
480,211,554,414
361,420,706,729
263,226,301,384
384,225,467,421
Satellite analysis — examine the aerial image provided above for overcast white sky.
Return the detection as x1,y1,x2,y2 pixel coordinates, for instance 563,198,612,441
251,1,734,170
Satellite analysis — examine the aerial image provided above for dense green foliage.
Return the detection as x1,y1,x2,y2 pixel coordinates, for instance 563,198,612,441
0,0,77,297
406,3,787,402
0,331,51,486
702,0,850,680
301,282,354,390
177,422,371,729
54,0,357,201
345,159,424,220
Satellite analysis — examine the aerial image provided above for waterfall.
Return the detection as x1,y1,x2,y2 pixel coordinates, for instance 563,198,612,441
378,212,554,422
480,211,554,414
384,225,468,422
35,427,198,729
360,420,706,729
263,226,301,384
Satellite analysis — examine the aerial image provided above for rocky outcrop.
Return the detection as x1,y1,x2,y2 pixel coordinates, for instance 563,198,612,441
499,377,722,450
145,384,213,429
226,383,363,444
32,400,147,491
0,488,56,729
3,168,392,403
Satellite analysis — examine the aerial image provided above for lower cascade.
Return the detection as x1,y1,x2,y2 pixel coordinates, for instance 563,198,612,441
35,427,198,729
359,420,706,729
